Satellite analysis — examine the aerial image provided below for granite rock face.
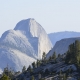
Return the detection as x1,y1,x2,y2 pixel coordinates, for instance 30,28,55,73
0,18,52,73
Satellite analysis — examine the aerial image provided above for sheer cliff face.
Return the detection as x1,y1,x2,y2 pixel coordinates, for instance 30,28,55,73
0,18,52,72
14,18,52,59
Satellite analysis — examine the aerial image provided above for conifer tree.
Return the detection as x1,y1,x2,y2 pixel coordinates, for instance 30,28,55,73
49,56,52,61
42,52,46,61
0,74,11,80
58,54,61,58
36,59,41,67
63,74,67,80
65,40,80,67
52,52,56,60
32,62,36,69
22,66,26,72
31,75,35,80
27,65,32,72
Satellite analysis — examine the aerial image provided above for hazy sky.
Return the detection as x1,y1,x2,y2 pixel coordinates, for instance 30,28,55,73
0,0,80,37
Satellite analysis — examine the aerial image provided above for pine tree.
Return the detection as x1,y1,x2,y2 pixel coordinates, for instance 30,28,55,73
22,66,26,72
39,78,45,80
63,74,67,80
0,74,11,80
32,62,36,69
27,65,32,72
36,59,41,67
42,52,46,61
75,40,80,65
58,54,61,58
52,52,56,60
48,56,52,61
65,40,80,67
3,66,14,79
31,75,35,80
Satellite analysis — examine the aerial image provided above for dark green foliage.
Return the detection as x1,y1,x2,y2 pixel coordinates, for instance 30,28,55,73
52,52,56,60
48,52,57,62
42,52,47,64
22,66,26,72
3,67,14,80
39,78,45,80
65,50,71,63
0,74,11,80
49,56,52,61
63,74,67,80
42,52,46,61
27,65,32,72
32,62,36,69
31,75,35,80
58,54,61,58
36,59,41,68
65,40,80,67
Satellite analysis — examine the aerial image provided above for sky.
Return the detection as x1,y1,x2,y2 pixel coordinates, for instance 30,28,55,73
0,0,80,37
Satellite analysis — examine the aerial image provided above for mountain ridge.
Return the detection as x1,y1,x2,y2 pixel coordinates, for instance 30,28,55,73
48,31,80,46
0,18,52,73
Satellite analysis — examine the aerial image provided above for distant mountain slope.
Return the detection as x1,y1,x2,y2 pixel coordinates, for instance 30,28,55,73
0,18,52,73
48,31,80,45
47,37,80,58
